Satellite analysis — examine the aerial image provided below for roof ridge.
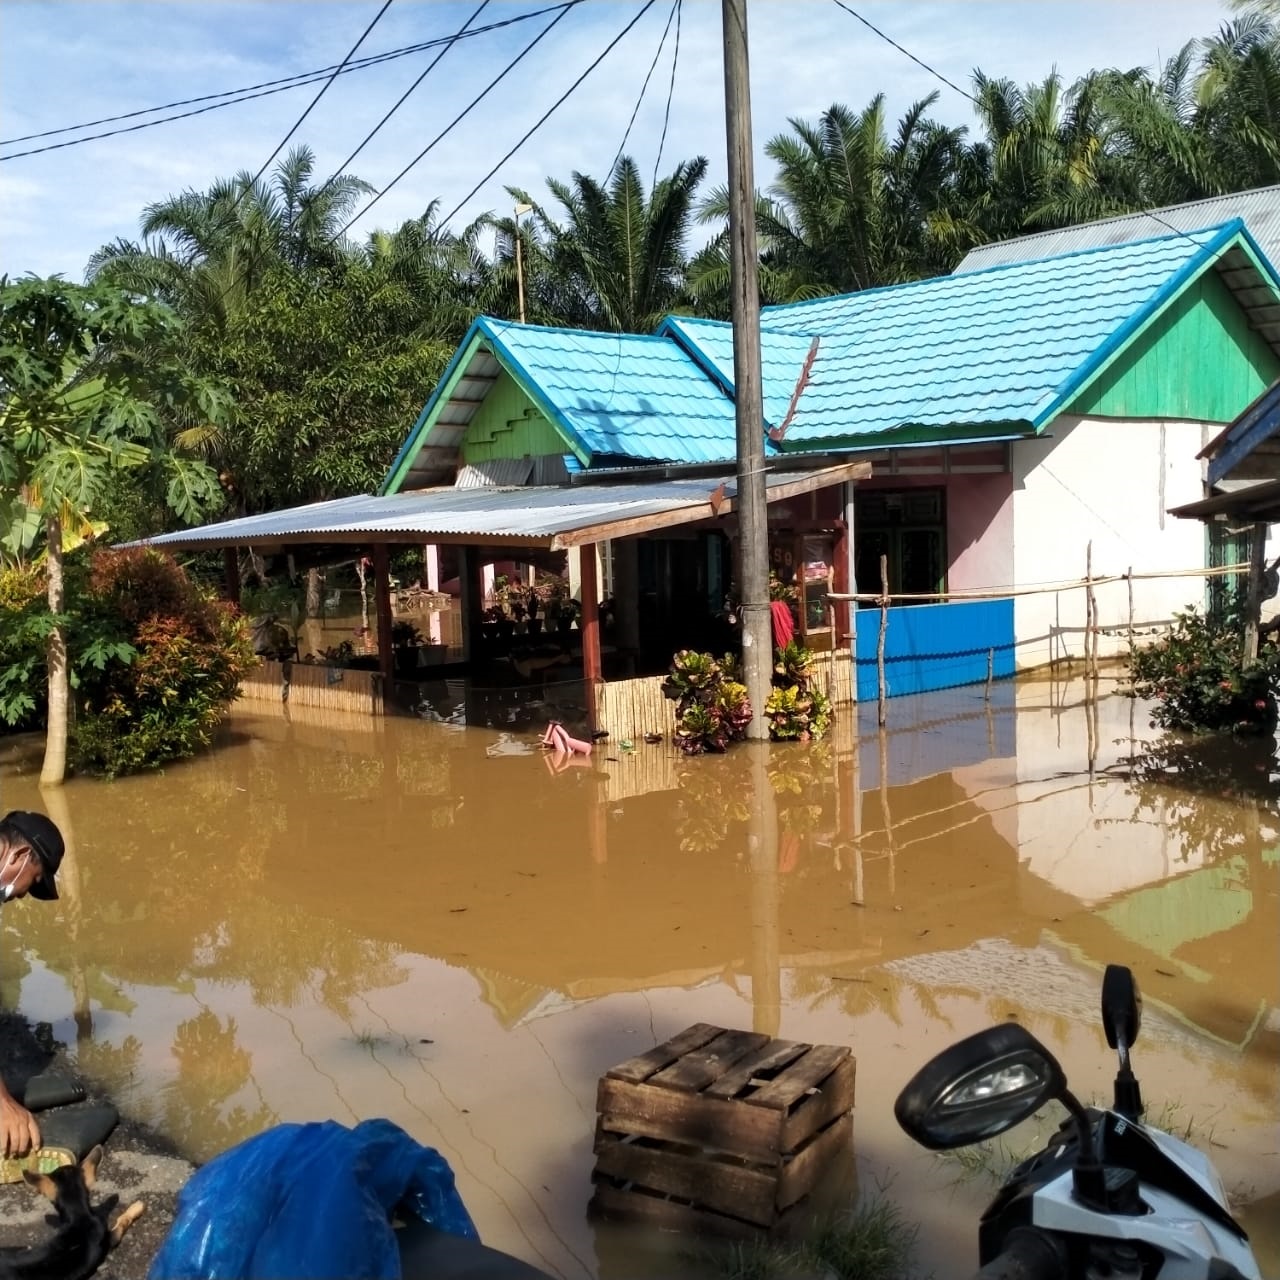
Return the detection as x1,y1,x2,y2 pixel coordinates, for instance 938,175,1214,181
478,315,672,344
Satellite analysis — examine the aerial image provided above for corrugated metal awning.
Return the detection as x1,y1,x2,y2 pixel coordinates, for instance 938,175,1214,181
1170,479,1280,522
137,462,869,553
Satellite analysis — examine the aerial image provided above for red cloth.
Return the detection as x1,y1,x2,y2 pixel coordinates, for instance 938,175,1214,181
770,599,795,651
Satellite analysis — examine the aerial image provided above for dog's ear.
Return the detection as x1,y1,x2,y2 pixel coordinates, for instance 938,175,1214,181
80,1145,104,1187
23,1169,57,1200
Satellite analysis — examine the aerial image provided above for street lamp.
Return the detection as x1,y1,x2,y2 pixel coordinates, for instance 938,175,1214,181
513,202,533,324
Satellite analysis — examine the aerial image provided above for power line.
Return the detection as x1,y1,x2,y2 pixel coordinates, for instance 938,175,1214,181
0,4,576,160
335,0,586,239
245,0,396,194
440,0,659,228
651,0,682,189
829,0,977,105
608,0,679,180
322,0,490,192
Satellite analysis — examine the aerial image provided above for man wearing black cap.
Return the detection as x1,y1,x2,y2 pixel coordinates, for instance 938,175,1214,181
0,810,64,1158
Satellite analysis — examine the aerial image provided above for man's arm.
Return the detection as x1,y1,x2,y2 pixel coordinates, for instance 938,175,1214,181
0,1076,40,1156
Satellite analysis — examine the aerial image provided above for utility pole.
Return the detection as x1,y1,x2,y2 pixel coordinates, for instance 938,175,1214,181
722,0,771,738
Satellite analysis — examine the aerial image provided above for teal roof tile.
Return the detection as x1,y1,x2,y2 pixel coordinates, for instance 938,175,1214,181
479,318,739,465
742,224,1241,446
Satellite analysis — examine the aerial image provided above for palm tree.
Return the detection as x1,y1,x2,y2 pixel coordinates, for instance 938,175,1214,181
88,147,370,329
693,95,970,303
512,155,709,332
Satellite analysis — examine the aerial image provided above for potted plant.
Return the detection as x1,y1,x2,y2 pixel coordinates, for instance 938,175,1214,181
391,620,422,676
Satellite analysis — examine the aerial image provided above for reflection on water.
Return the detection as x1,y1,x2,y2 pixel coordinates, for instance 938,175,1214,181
1,674,1277,1278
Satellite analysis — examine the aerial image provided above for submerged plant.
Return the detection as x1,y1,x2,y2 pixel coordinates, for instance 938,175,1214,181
765,684,832,742
663,649,752,755
1130,607,1280,733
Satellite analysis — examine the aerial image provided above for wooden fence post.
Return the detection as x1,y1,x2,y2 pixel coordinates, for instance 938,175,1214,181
877,554,889,727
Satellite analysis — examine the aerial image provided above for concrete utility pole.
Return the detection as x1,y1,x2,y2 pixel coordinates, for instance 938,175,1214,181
722,0,772,738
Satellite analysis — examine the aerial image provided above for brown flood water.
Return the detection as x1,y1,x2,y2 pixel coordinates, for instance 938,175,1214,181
1,675,1277,1278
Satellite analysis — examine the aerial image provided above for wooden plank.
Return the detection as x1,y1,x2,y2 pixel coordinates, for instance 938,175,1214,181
647,1029,771,1093
780,1055,856,1153
589,1181,763,1242
596,1077,782,1164
594,1135,777,1225
745,1044,851,1111
704,1039,810,1100
604,1023,725,1084
778,1113,853,1211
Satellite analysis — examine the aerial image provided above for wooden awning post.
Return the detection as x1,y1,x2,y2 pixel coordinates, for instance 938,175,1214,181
223,547,240,604
372,544,395,694
459,546,482,664
1243,521,1268,667
579,543,602,728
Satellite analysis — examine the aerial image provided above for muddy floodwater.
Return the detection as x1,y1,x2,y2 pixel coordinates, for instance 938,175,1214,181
1,675,1277,1278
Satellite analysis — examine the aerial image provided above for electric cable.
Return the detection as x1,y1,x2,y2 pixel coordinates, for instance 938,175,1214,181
0,4,577,159
651,0,682,189
608,0,679,180
320,0,490,195
438,0,658,229
334,0,587,239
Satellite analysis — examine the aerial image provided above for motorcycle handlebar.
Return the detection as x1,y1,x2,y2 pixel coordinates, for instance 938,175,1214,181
971,1229,1065,1280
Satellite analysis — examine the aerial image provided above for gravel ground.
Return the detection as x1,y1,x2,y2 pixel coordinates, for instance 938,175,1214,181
0,1010,196,1279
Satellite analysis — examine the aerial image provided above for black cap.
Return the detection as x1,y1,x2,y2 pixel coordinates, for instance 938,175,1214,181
2,811,63,901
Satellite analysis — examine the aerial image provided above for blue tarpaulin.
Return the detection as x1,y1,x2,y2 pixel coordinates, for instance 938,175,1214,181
149,1119,477,1280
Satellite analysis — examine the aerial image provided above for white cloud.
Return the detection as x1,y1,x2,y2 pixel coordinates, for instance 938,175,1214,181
0,0,1232,279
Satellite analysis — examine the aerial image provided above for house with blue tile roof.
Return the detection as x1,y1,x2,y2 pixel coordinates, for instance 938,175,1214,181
385,218,1280,692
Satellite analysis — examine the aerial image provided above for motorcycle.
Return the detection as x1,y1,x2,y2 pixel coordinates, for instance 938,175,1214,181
894,964,1263,1279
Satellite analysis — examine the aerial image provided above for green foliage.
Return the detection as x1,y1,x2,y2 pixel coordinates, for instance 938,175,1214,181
71,548,256,777
1129,607,1280,732
0,565,52,729
663,649,753,756
0,275,225,562
766,641,832,742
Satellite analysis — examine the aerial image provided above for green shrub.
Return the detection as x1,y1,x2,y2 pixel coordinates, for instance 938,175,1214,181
765,640,831,742
663,650,753,755
1130,607,1280,733
0,565,52,732
72,548,256,777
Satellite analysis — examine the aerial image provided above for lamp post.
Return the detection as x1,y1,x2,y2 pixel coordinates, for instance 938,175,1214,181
514,201,533,324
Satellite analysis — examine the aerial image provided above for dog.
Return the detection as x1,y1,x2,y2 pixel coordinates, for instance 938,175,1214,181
0,1145,144,1280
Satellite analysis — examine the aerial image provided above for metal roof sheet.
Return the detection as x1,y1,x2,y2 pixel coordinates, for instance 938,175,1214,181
660,223,1273,449
139,465,865,553
954,187,1280,274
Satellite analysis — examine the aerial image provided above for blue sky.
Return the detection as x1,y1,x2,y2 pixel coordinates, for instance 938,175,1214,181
1,0,1231,280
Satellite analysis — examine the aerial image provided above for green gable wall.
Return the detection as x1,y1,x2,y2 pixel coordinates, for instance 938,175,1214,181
461,366,567,463
1070,268,1280,423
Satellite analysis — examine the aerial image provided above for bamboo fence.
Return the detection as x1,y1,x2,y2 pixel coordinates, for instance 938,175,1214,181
240,660,384,716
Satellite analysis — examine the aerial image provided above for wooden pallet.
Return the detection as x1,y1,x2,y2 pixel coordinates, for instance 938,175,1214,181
591,1023,855,1233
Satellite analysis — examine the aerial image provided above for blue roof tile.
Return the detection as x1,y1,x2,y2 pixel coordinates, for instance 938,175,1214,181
736,225,1241,446
479,318,739,465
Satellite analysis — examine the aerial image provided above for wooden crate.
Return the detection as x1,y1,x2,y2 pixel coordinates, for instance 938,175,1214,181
591,1023,855,1234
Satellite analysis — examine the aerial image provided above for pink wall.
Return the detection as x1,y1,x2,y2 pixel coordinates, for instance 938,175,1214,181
857,472,1013,592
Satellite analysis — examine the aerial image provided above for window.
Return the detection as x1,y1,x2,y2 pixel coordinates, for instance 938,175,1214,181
854,489,946,605
1207,521,1249,619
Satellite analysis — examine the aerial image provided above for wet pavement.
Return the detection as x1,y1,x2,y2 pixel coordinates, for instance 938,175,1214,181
0,671,1276,1277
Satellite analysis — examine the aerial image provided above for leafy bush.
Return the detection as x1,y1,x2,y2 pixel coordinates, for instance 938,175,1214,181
0,565,53,732
72,548,256,777
663,650,753,755
1129,607,1280,733
765,640,832,742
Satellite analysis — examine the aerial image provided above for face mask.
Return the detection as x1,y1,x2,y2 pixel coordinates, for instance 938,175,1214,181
0,850,30,901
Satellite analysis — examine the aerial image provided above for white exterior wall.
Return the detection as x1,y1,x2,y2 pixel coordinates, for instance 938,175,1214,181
1010,415,1209,670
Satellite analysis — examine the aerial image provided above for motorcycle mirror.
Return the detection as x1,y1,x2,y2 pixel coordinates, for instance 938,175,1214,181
894,1023,1066,1151
1101,965,1142,1054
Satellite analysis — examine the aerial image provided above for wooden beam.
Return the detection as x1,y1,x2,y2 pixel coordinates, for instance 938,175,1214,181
580,543,601,728
372,544,395,693
222,547,240,604
1243,521,1268,667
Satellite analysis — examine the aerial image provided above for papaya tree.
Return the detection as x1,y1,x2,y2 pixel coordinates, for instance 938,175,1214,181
0,275,226,784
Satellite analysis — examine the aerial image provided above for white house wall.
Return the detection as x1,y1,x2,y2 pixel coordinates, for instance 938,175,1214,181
1011,416,1208,671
